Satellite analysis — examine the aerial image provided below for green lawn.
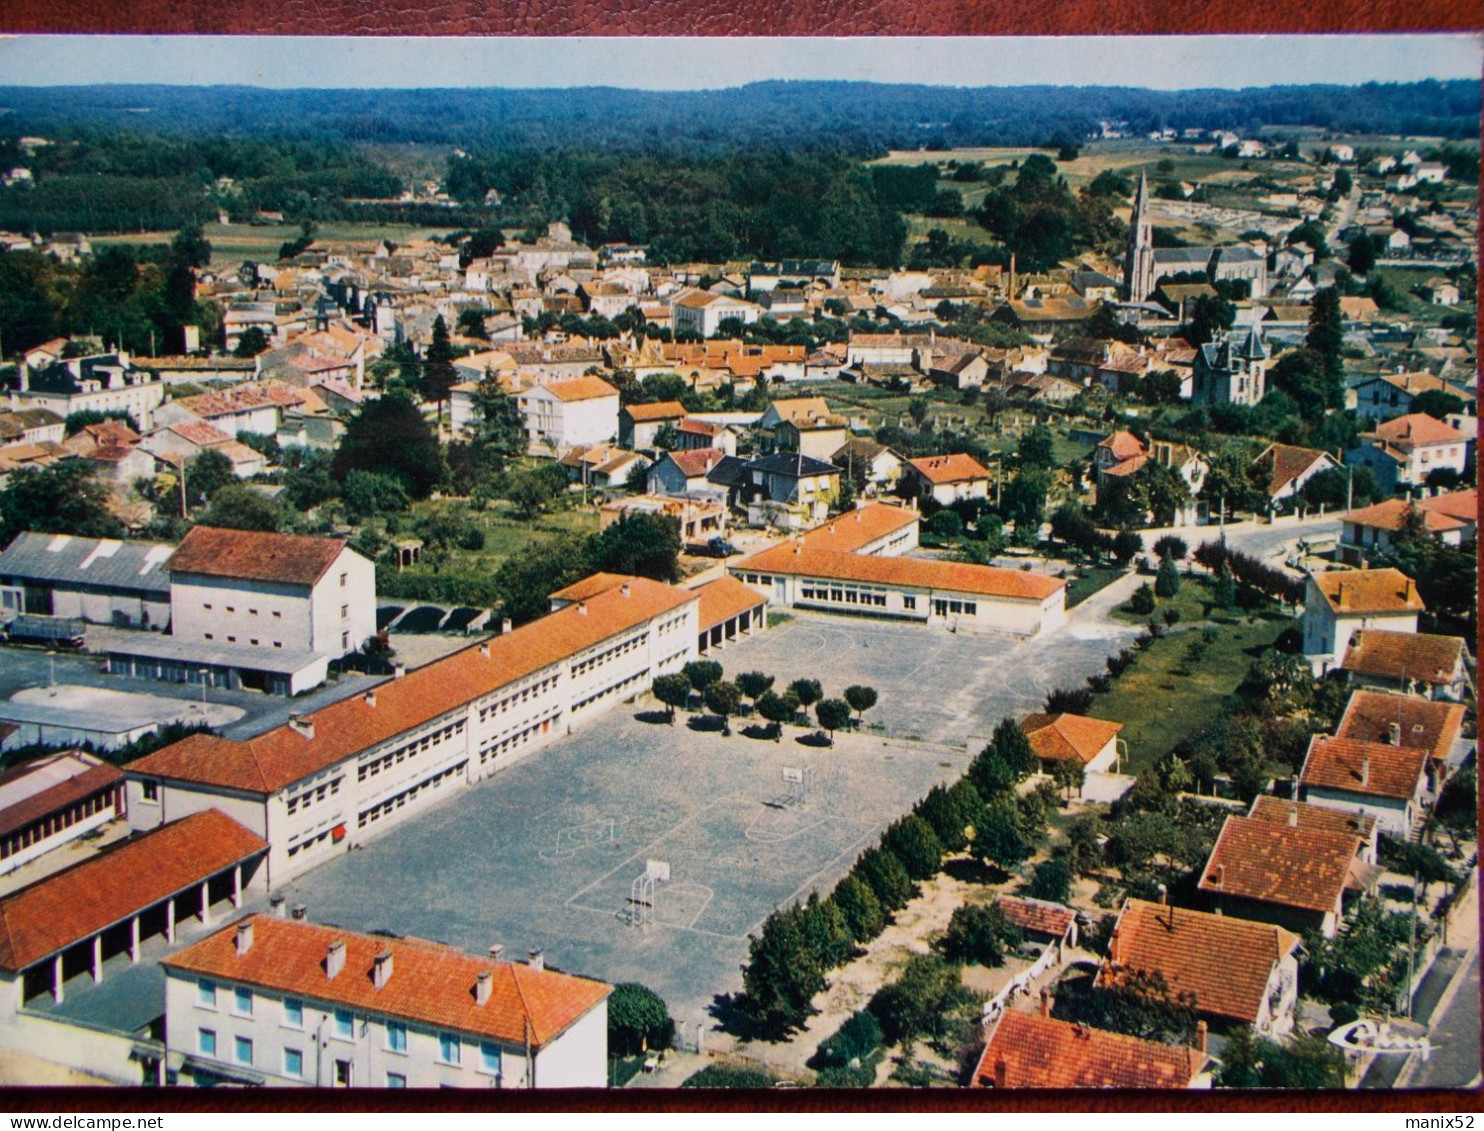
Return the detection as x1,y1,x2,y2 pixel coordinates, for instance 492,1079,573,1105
1086,607,1295,777
1066,567,1128,609
1109,572,1219,626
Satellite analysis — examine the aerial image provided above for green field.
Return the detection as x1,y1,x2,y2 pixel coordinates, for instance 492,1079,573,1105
91,220,452,269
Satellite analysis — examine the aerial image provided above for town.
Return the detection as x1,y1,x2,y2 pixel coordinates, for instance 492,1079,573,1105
0,69,1477,1095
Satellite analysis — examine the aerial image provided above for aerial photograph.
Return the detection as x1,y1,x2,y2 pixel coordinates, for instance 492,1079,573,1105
0,32,1476,1098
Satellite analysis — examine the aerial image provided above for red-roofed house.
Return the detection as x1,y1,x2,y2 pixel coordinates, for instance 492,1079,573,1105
163,914,610,1088
1249,443,1340,511
1298,734,1430,835
973,1007,1211,1089
1341,629,1470,701
1019,713,1123,774
518,375,620,454
618,400,686,449
1339,490,1477,563
902,453,991,506
1346,413,1471,493
1302,568,1423,672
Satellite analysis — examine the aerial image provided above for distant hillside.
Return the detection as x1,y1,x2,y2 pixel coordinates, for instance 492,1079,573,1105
0,80,1478,152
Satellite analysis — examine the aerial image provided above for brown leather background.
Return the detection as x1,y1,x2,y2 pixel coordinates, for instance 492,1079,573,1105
0,0,1478,1113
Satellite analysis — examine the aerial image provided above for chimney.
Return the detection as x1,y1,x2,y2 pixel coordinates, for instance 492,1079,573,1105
1157,883,1168,905
1405,578,1417,603
992,1056,1008,1089
577,602,587,616
364,689,377,708
372,949,394,990
1361,755,1371,785
1209,865,1224,888
288,714,315,740
291,903,307,921
621,583,631,598
489,943,506,963
393,662,405,679
475,970,492,1006
1288,806,1299,828
235,921,254,955
1336,581,1347,610
828,522,836,535
527,949,544,972
1039,988,1051,1018
501,618,512,635
326,940,346,980
1195,1020,1208,1054
270,894,286,918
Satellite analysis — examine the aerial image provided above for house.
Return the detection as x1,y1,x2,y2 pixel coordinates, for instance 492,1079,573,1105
671,290,761,338
757,397,833,444
142,421,267,479
1339,492,1478,564
972,1008,1210,1090
1093,430,1146,481
619,400,687,450
1249,443,1340,512
1098,898,1302,1034
600,494,727,544
674,418,738,457
518,375,620,455
557,445,649,490
0,751,125,876
1336,689,1468,774
1198,811,1370,937
1346,413,1470,494
773,414,849,462
1301,568,1424,672
79,443,156,490
1341,629,1470,702
1421,278,1461,307
1019,713,1123,775
740,453,841,527
1297,734,1430,836
1339,296,1382,325
930,352,990,391
901,453,991,507
1093,432,1207,525
126,578,700,884
1248,794,1378,861
155,382,309,438
0,531,174,629
11,352,166,432
646,448,729,497
1351,372,1476,423
995,895,1079,960
0,409,65,447
732,542,1066,637
162,914,610,1088
832,438,903,495
1191,324,1269,407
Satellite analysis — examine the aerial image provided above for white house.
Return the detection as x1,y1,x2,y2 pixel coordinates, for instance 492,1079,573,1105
1346,413,1470,493
1301,568,1424,674
518,375,620,454
1298,734,1429,837
162,915,610,1089
901,453,991,507
671,291,761,338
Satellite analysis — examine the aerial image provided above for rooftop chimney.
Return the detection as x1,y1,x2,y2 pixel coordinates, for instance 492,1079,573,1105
1387,721,1401,745
291,903,307,921
475,970,493,1006
1195,1020,1208,1054
501,618,512,635
288,714,315,741
270,894,286,918
1405,578,1418,603
1288,806,1299,828
992,1056,1008,1089
1361,755,1371,786
1336,581,1348,610
621,583,631,598
364,689,377,708
372,949,394,990
1039,987,1051,1018
235,921,254,955
326,940,346,981
393,662,406,679
527,949,544,972
1209,865,1224,888
1157,883,1168,905
490,943,506,962
479,641,490,659
577,602,587,616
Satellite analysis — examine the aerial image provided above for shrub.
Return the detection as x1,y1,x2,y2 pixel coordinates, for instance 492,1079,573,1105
1027,856,1073,903
682,1064,780,1088
940,902,1022,967
1128,583,1157,615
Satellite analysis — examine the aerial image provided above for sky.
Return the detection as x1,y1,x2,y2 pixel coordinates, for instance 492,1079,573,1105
0,34,1479,91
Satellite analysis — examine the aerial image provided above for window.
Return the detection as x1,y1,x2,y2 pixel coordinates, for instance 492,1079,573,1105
903,596,916,611
334,1008,354,1038
334,1059,353,1087
198,1029,217,1058
342,632,350,651
142,781,159,803
340,572,348,588
197,979,217,1008
284,1048,303,1079
283,998,303,1029
235,1037,253,1066
341,604,349,619
387,1073,407,1089
438,1032,461,1065
203,603,212,611
385,1021,407,1053
233,986,253,1016
479,1041,502,1076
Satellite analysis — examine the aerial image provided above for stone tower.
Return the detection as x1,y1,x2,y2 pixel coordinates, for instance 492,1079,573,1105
1124,171,1157,303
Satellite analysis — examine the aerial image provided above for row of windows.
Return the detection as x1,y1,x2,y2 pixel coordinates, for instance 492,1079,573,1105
933,598,978,617
739,573,774,587
478,712,559,765
0,789,117,857
572,668,648,714
202,633,285,648
201,603,284,619
571,632,649,680
656,612,687,637
358,721,465,782
357,761,467,829
478,675,559,723
285,824,337,859
799,585,889,609
285,776,343,817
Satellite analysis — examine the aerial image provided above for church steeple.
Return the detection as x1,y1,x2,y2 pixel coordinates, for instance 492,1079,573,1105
1124,170,1156,304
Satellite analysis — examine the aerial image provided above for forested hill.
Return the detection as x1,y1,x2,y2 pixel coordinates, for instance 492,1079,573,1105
0,79,1478,151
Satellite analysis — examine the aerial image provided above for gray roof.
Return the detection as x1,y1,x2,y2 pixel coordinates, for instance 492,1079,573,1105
1152,247,1215,267
0,532,173,596
745,453,840,477
102,634,324,675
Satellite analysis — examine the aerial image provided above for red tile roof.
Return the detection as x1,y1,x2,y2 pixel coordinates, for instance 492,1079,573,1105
548,572,633,603
1417,488,1477,525
663,448,727,478
795,503,919,555
1098,430,1146,461
995,895,1076,939
622,400,687,423
1199,815,1358,914
129,578,698,795
163,914,610,1049
1019,713,1123,764
1310,568,1425,615
973,1010,1206,1089
0,810,267,972
541,375,619,403
1299,735,1428,801
1252,443,1333,496
1248,796,1376,841
905,453,990,484
736,544,1065,602
1343,499,1469,535
1370,413,1466,448
168,527,351,587
1341,629,1466,687
1100,899,1300,1024
693,576,766,632
0,753,123,841
1336,690,1465,764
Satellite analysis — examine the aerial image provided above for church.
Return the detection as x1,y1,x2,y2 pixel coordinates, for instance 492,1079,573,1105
1123,172,1269,303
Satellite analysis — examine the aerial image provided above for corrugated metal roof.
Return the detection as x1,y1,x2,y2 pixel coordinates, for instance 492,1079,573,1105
0,532,173,596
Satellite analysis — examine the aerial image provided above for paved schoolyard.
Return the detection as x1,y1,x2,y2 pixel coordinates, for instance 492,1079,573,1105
277,597,1142,1032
